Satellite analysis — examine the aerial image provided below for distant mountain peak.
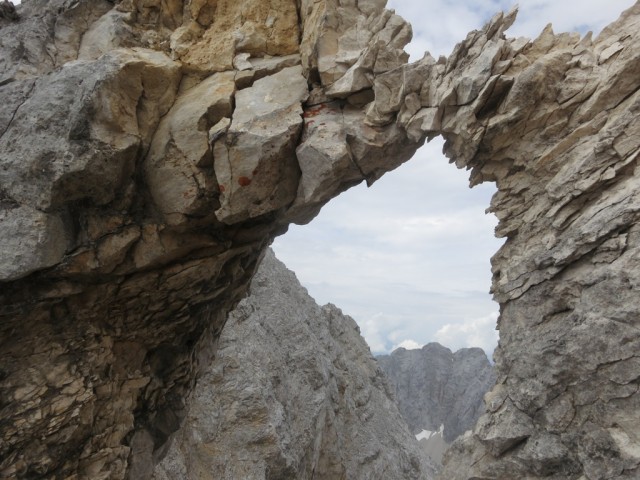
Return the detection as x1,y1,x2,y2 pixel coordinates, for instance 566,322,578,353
377,343,495,444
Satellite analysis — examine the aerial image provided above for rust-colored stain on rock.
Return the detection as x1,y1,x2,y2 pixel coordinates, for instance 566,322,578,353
303,104,328,118
238,176,252,186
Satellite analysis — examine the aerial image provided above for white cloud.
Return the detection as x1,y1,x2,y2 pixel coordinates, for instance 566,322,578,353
274,144,502,355
358,313,395,353
435,312,499,355
506,0,636,39
273,136,503,356
392,339,423,351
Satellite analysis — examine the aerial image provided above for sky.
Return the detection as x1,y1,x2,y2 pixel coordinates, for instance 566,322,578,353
273,0,637,356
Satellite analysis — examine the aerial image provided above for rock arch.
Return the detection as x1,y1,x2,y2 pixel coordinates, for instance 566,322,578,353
0,0,638,478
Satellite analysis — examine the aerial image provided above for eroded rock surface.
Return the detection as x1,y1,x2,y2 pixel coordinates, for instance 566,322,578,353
0,0,639,478
153,249,436,480
364,6,640,479
0,1,420,478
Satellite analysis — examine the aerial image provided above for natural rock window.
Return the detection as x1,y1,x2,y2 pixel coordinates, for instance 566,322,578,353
273,139,502,356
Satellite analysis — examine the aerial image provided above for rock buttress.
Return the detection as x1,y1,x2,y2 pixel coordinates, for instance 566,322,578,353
153,249,437,480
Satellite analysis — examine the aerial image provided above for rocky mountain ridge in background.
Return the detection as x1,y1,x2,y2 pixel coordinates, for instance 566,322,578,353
153,249,437,480
378,344,496,466
378,344,496,442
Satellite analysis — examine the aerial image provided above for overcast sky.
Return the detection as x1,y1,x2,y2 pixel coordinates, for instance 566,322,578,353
273,0,636,356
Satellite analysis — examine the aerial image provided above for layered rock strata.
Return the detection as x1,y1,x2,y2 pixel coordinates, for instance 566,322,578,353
376,7,640,479
153,249,436,480
0,0,639,479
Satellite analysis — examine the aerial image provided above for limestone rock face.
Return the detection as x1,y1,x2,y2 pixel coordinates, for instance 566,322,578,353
377,345,495,468
299,0,410,87
364,5,640,479
1,0,639,479
177,0,300,73
0,47,182,278
213,65,308,224
143,70,235,225
377,344,496,443
0,1,421,478
153,250,436,480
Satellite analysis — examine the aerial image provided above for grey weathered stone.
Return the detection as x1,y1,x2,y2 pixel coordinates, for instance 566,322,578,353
213,65,308,224
143,70,235,226
0,206,68,281
0,1,18,21
153,250,436,479
376,344,495,470
299,0,398,85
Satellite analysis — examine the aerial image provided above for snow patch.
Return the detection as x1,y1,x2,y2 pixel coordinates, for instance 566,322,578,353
415,424,444,441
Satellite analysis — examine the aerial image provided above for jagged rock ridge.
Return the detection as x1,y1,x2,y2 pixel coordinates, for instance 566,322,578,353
377,344,495,467
152,249,436,480
0,0,638,479
377,344,495,443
